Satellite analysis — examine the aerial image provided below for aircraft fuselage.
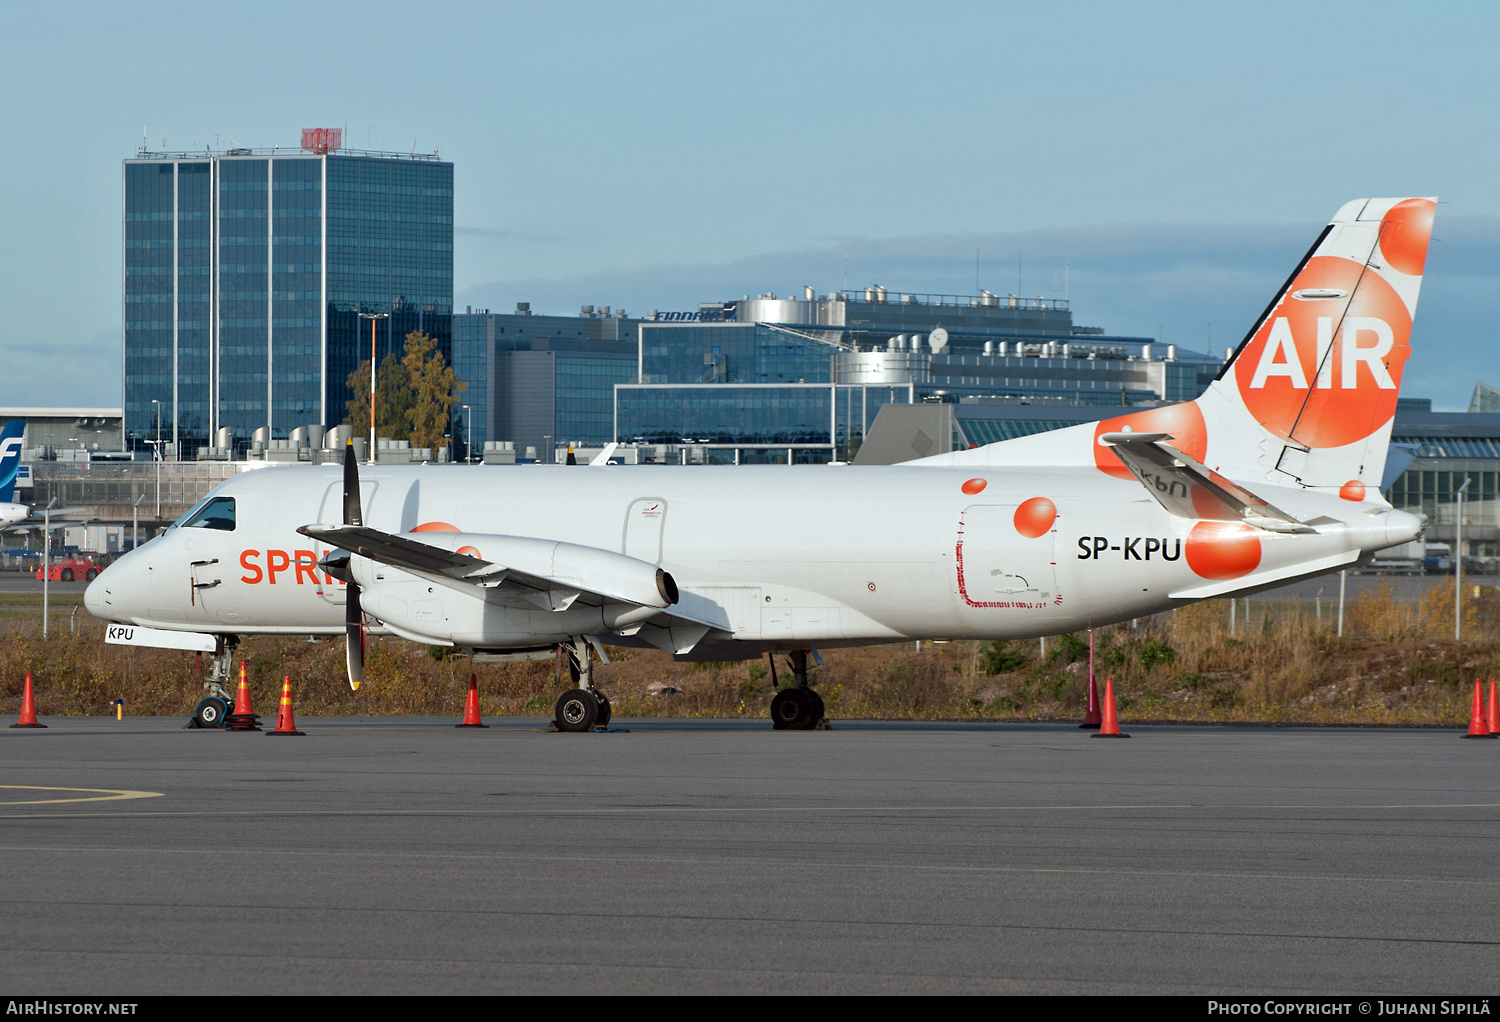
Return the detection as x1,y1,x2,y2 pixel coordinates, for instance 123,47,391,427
85,462,1418,656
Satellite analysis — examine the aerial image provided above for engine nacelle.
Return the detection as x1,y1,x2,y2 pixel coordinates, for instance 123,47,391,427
349,532,680,648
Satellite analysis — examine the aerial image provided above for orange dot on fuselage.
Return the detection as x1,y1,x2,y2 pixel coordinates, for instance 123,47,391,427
411,521,461,533
1185,520,1261,580
961,478,987,495
1014,497,1057,538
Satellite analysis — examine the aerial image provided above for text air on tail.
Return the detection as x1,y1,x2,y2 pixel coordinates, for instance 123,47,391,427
1196,197,1436,491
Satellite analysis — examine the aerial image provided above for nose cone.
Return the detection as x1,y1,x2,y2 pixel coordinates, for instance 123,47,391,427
85,550,152,623
83,565,114,620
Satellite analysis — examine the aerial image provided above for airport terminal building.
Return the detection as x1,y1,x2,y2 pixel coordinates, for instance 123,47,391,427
451,304,641,461
122,131,453,456
616,289,1219,462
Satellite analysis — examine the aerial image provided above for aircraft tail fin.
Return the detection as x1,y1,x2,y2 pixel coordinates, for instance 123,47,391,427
0,420,25,503
907,199,1435,495
1194,197,1436,490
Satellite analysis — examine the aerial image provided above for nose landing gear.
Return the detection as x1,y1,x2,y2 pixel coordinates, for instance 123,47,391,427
769,649,827,731
186,636,240,729
553,636,613,732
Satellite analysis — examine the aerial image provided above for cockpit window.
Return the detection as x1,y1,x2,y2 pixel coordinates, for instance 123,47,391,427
178,496,235,531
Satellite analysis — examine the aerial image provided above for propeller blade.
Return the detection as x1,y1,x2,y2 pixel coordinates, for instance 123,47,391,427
345,580,364,691
343,439,362,526
342,441,363,690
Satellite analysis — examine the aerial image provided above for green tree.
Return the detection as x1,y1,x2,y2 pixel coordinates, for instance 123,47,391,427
345,353,414,442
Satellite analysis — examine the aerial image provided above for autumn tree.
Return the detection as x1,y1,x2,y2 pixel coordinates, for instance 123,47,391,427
344,331,465,454
402,331,466,453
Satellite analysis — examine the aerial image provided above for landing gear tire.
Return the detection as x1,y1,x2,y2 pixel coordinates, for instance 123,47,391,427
555,688,599,732
807,690,825,723
771,688,818,731
594,694,612,729
192,695,229,729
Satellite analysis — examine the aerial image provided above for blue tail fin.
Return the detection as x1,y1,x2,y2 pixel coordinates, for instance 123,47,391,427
0,420,25,503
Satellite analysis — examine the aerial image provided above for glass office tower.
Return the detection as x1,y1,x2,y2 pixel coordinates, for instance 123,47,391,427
123,142,453,453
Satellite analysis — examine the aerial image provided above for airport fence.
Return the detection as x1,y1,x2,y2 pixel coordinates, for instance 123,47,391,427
0,587,1493,726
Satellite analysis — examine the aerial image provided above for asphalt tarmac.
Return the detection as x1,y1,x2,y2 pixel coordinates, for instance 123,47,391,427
0,572,89,595
2,717,1497,995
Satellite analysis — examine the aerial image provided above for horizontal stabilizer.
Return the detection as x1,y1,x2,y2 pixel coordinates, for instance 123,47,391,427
1100,432,1313,533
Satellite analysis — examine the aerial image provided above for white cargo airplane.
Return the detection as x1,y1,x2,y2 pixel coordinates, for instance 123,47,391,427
88,197,1433,731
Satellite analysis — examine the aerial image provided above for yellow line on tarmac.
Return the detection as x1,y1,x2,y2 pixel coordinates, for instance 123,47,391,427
0,785,164,806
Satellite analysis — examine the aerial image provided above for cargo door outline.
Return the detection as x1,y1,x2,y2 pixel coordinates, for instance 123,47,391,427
622,498,667,564
955,504,1059,609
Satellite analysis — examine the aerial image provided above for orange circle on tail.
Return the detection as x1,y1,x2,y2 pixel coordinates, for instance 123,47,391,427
1185,521,1261,580
1013,497,1057,538
1339,480,1366,501
1379,198,1436,277
1232,256,1411,448
1092,403,1207,480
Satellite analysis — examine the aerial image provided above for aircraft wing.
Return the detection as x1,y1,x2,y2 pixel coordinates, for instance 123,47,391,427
1099,432,1314,533
298,523,718,652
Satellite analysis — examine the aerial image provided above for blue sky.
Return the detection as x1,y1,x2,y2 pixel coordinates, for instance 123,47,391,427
2,0,1495,408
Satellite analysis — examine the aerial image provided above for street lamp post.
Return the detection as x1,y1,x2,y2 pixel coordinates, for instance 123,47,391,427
42,498,55,639
151,399,162,519
359,312,389,463
1456,476,1472,641
462,404,471,464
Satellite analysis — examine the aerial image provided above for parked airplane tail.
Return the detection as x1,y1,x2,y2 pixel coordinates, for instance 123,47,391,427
0,419,24,503
920,198,1436,499
1192,197,1436,492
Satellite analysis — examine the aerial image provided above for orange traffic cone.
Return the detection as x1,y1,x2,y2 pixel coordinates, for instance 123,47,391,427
1463,679,1495,739
456,674,488,728
9,673,45,729
1091,675,1130,738
224,661,261,731
266,676,304,736
1080,671,1102,730
1489,678,1498,736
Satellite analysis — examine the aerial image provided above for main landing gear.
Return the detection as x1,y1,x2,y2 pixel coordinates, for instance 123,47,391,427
188,636,239,729
554,636,613,733
769,649,826,731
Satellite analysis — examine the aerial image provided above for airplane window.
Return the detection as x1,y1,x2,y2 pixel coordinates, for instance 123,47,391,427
179,496,236,532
